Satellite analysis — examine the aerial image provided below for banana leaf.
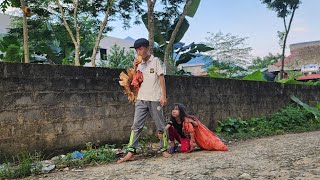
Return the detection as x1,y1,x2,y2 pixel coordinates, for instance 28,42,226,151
141,13,167,45
142,13,190,45
186,0,201,17
175,53,196,66
290,94,320,120
277,79,304,84
277,74,304,85
167,18,190,44
242,70,267,81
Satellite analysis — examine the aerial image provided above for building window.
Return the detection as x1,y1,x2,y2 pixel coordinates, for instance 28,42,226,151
100,48,107,60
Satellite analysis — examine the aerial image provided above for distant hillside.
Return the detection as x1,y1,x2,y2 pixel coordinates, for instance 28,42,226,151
124,36,135,42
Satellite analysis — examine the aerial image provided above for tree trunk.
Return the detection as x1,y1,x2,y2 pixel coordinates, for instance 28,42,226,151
56,0,80,66
147,0,156,55
20,0,29,63
73,0,80,66
164,0,192,74
280,5,297,79
75,45,80,66
90,0,114,67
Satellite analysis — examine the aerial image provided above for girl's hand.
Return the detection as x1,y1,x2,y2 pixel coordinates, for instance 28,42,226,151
185,118,193,123
165,124,171,130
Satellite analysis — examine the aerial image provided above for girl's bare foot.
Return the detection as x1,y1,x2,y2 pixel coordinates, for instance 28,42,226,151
117,152,135,163
162,151,172,158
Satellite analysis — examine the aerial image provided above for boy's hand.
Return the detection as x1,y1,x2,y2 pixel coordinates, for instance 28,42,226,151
133,56,142,70
133,58,139,69
160,96,167,106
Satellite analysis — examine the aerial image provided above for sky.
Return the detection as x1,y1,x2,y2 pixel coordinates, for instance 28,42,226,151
108,0,320,57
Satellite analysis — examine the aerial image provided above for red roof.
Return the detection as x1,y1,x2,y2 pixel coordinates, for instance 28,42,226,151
296,74,320,81
274,52,297,67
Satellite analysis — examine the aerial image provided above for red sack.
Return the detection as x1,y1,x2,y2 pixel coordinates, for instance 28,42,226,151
183,116,228,151
131,70,143,88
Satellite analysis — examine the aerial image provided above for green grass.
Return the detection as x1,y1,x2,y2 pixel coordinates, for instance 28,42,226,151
216,105,320,141
0,152,43,179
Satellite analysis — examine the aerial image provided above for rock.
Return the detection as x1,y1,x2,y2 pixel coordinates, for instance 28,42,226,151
239,173,251,180
40,160,56,173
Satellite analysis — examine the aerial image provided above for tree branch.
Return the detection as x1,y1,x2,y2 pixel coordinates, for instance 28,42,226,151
55,0,77,46
164,0,193,71
147,0,157,55
90,0,114,67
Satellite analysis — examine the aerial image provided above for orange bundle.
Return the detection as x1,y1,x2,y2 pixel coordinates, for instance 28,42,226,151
118,56,143,103
183,116,228,151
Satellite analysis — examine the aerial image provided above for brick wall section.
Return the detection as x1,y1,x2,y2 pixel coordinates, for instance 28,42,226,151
287,46,320,68
287,41,320,68
1,62,320,158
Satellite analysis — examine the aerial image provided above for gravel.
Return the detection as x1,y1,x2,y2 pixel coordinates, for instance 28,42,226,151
25,131,320,180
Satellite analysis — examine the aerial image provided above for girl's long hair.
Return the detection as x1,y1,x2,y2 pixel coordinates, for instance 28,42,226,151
170,103,189,122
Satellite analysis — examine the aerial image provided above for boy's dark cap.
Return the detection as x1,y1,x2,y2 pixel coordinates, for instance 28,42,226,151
130,38,149,49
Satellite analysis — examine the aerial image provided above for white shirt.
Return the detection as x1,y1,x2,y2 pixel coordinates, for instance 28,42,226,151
137,55,164,101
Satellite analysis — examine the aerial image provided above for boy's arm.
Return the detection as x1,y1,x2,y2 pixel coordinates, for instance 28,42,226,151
159,74,167,106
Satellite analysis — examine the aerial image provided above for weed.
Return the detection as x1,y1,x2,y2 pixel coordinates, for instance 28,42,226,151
216,105,320,140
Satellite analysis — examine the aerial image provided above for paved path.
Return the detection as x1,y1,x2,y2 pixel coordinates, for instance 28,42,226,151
26,131,320,180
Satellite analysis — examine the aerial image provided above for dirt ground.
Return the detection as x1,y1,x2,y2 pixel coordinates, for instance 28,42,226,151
25,131,320,180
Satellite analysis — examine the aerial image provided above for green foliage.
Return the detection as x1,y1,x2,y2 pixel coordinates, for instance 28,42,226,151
248,53,282,69
317,102,320,110
290,95,320,120
82,143,116,164
0,152,42,179
216,118,248,135
54,143,116,168
98,44,135,69
277,74,304,85
242,70,267,81
261,0,301,80
3,44,23,62
8,15,99,65
207,60,247,79
141,0,200,46
0,34,24,63
0,0,20,12
186,0,201,17
0,163,14,179
207,66,225,78
174,43,214,66
261,0,301,18
216,105,320,140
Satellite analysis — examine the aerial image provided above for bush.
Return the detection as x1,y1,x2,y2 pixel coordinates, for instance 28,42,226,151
216,105,320,140
0,152,42,179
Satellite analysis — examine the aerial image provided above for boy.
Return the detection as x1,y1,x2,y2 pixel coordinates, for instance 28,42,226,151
117,38,171,163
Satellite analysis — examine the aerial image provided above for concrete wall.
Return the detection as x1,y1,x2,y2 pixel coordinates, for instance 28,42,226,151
1,62,319,158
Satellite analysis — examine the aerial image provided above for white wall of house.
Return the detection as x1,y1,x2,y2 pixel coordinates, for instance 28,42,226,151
178,63,205,75
0,13,11,34
96,36,134,60
85,36,135,67
0,13,12,58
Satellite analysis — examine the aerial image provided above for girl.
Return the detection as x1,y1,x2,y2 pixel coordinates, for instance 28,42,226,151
166,103,228,153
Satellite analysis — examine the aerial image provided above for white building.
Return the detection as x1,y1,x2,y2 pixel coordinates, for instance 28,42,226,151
0,13,11,34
